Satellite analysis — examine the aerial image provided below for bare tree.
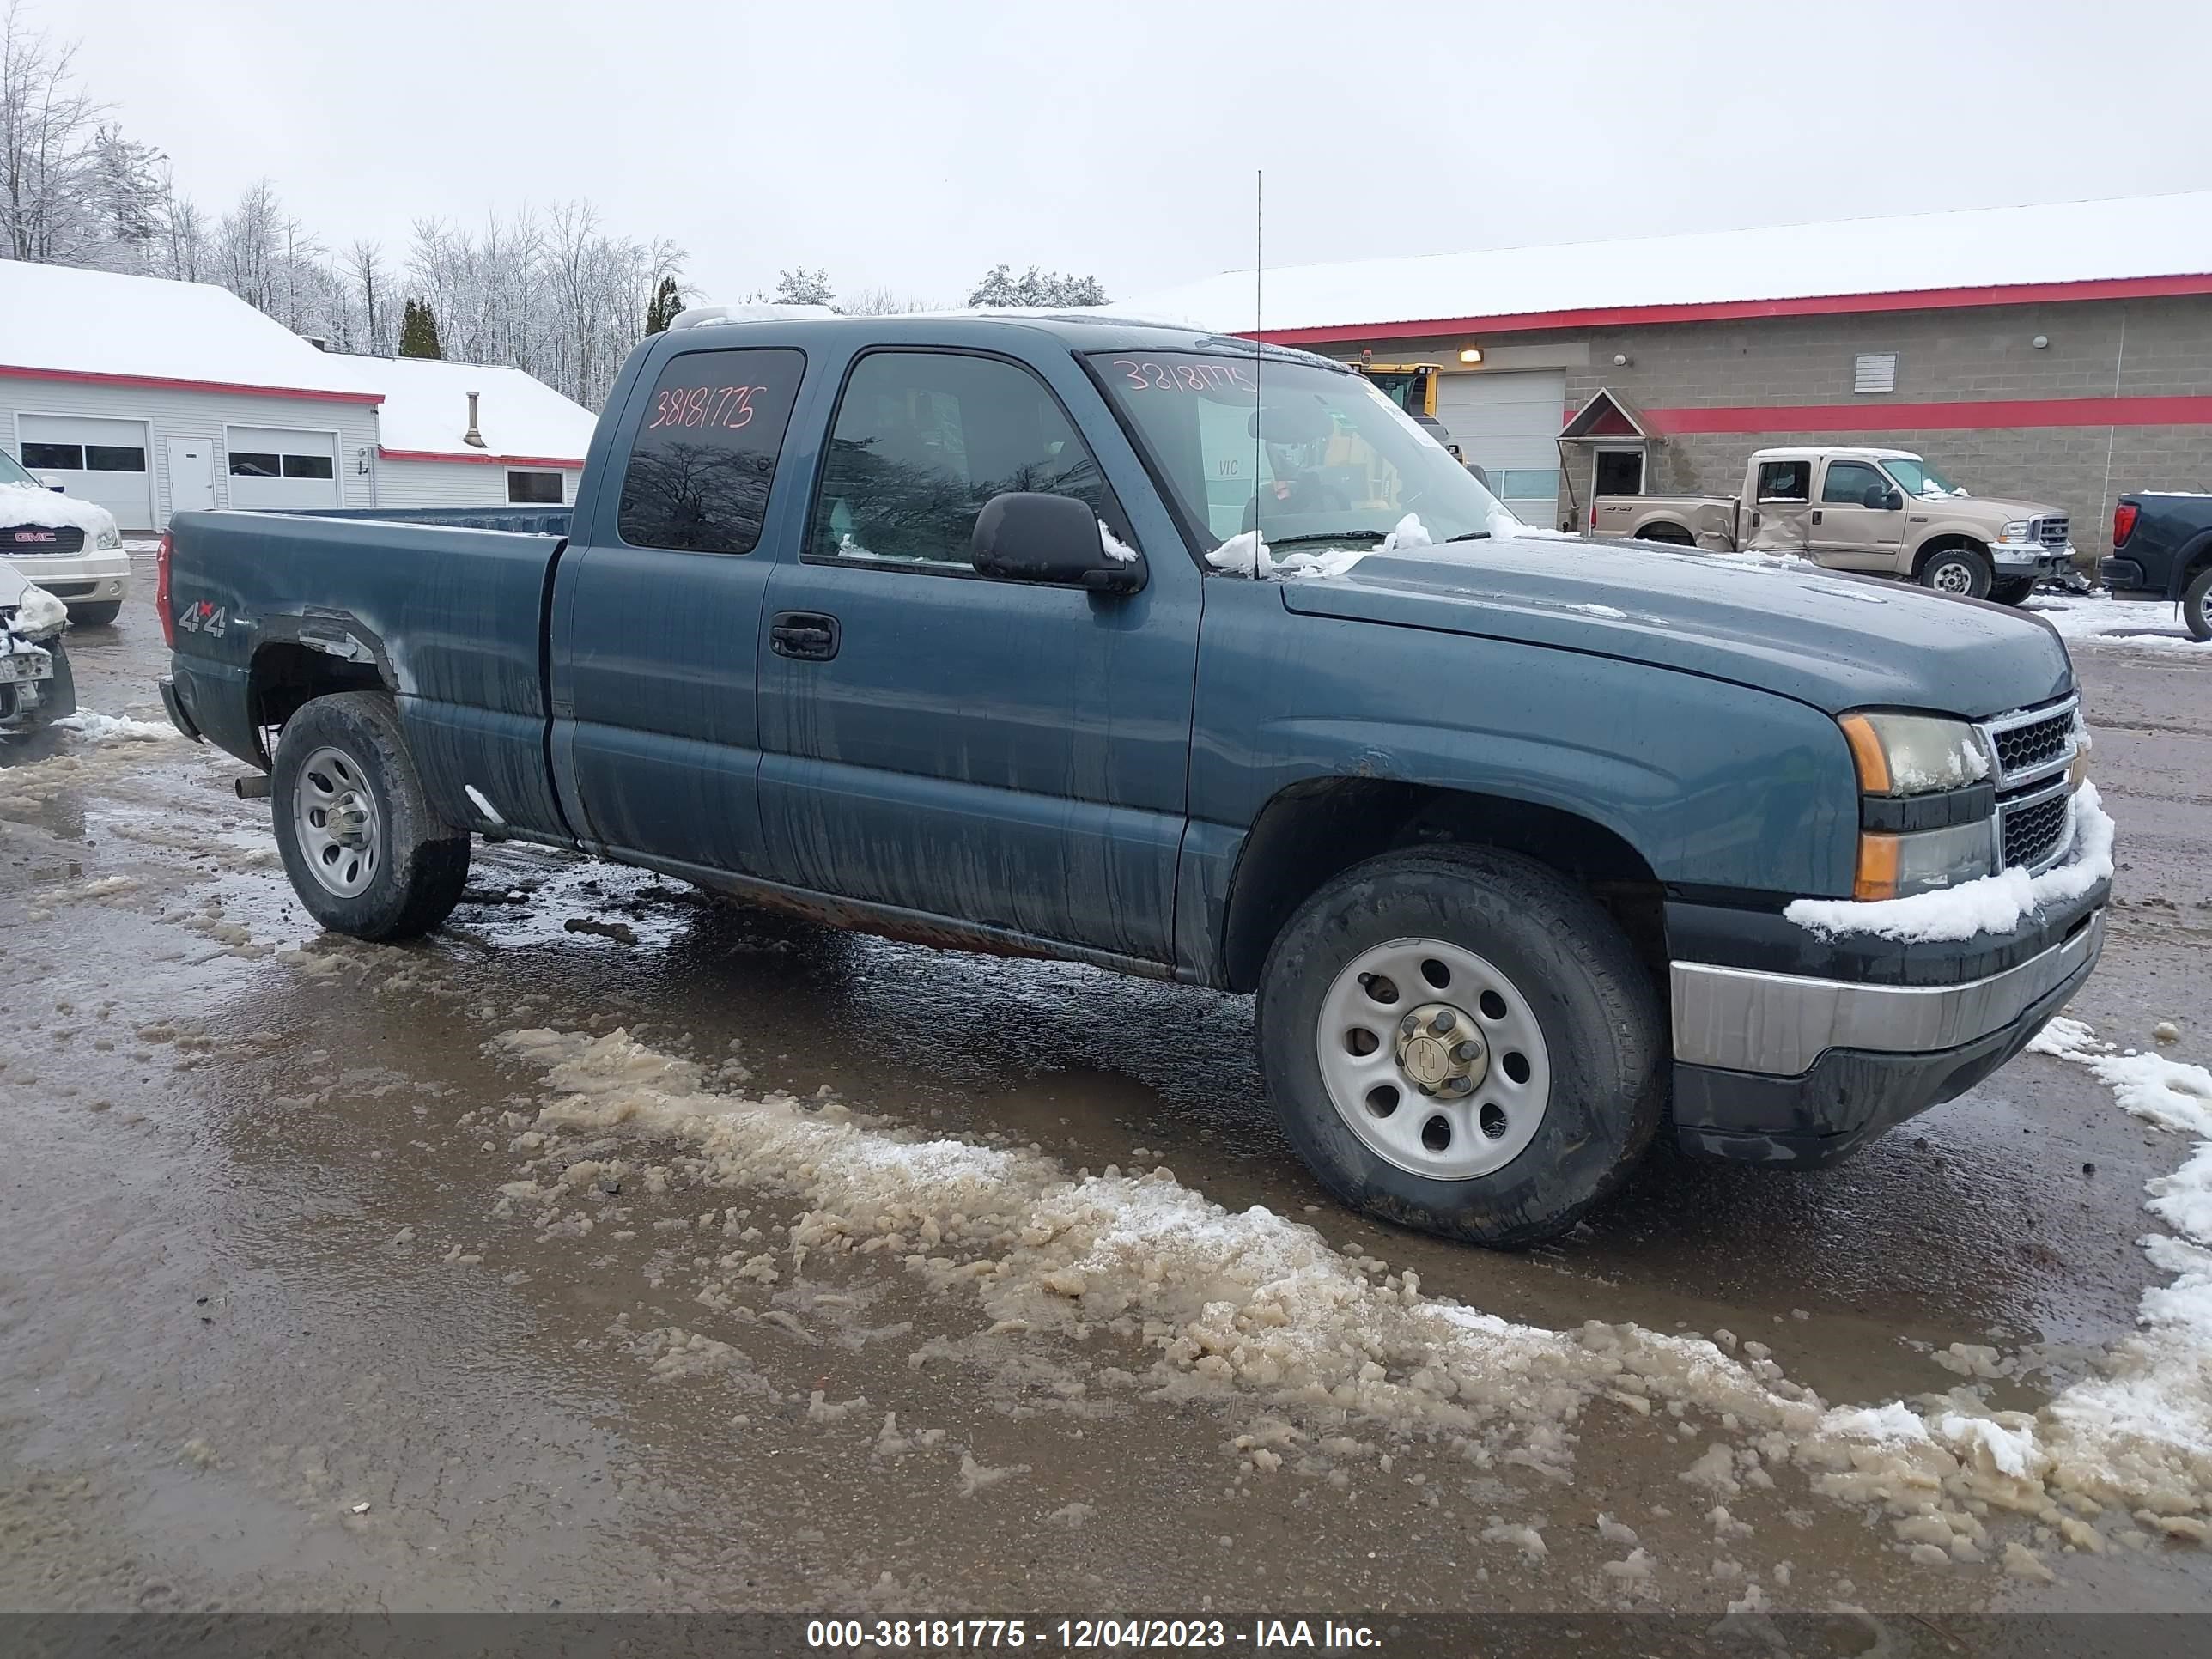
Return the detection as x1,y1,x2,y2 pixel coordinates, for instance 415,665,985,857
841,284,940,316
0,0,106,263
344,238,388,354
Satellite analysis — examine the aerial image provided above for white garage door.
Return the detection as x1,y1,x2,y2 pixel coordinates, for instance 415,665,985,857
226,427,339,511
1435,371,1566,529
16,414,154,530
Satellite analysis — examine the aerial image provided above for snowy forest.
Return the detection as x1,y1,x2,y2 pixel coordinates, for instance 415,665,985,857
0,3,1106,409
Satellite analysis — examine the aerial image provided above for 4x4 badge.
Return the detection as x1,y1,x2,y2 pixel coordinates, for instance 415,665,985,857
176,599,226,636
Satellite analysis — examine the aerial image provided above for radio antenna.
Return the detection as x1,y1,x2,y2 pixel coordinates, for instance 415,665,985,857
1253,168,1263,547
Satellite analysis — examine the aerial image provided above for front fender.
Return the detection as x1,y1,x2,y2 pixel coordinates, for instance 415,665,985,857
1191,601,1861,900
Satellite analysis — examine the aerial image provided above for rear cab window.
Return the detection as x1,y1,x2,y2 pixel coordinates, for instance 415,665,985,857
618,347,805,554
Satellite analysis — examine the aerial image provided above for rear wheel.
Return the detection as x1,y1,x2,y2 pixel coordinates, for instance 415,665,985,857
1256,846,1665,1246
68,601,122,628
1919,545,1992,600
271,691,469,940
1990,576,2036,606
2184,565,2212,642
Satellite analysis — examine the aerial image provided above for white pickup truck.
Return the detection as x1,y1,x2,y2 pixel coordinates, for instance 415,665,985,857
1589,446,2075,605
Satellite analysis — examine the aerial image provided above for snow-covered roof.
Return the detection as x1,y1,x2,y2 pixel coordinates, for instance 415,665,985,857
1117,191,2212,339
336,356,597,465
0,260,379,400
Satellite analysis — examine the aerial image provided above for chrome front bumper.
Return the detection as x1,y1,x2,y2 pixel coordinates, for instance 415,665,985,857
1670,907,2105,1077
1989,539,2075,578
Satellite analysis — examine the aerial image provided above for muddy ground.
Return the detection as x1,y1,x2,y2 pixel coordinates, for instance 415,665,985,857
3,552,2210,1632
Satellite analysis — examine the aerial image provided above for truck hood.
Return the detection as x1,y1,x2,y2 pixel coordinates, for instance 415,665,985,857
1276,534,2072,720
1911,493,2060,524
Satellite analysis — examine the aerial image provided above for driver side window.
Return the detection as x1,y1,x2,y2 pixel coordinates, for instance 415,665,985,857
806,350,1115,568
1821,460,1887,505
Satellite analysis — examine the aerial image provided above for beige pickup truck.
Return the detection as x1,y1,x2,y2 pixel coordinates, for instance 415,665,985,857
1588,447,2075,605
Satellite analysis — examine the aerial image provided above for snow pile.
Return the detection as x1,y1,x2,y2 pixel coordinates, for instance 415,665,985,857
2016,1018,2212,1524
1098,521,1140,563
1204,531,1365,581
1379,513,1431,551
1,482,118,539
1570,603,1629,620
55,712,177,744
1785,781,2112,943
487,1020,2212,1549
2028,594,2208,655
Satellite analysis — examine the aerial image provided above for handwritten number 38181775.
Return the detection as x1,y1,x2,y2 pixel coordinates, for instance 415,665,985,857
647,385,769,431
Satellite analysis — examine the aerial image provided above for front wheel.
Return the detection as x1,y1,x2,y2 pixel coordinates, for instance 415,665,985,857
1990,576,2036,606
68,601,122,628
1919,546,1992,599
1256,846,1665,1246
2184,566,2212,642
271,691,470,940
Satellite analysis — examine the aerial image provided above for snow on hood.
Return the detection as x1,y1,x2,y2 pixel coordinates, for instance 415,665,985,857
1275,530,2075,720
0,482,118,538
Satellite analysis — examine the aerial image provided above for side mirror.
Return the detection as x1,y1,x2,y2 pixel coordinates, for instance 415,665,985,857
1863,483,1900,511
39,474,64,493
971,492,1146,594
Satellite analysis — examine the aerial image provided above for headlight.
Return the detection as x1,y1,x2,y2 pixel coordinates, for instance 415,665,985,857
6,582,67,641
2000,520,2031,543
96,525,123,550
1838,711,1990,795
1838,711,1996,898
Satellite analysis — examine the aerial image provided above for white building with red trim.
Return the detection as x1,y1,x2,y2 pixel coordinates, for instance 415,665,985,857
331,354,594,511
1120,191,2212,555
0,260,592,531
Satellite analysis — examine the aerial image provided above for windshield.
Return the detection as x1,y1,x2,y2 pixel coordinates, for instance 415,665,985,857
1090,351,1516,549
0,449,38,489
1881,456,1963,498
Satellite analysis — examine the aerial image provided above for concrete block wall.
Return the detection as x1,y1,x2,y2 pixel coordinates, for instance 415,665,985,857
1341,295,2212,562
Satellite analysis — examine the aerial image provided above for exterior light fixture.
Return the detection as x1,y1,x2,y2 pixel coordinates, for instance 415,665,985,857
1459,347,1483,365
2032,335,2050,349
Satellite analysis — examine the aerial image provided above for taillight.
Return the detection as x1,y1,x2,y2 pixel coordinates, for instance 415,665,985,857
1588,502,1597,532
156,531,175,648
2112,501,2138,550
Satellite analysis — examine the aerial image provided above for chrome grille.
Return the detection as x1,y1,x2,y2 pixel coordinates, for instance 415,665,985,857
2033,516,2070,548
1979,697,2078,789
2002,788,2070,871
3,523,85,555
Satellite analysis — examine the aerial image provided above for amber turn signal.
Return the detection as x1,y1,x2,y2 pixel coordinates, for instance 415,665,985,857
1854,833,1902,901
1838,713,1892,796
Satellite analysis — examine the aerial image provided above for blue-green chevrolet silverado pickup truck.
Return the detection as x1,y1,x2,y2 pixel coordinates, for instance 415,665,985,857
157,311,2108,1244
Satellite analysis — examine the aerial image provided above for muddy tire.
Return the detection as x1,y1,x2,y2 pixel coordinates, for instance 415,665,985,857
2184,565,2212,642
1919,545,1992,600
270,691,469,941
1256,846,1665,1247
67,601,122,628
1990,577,2036,606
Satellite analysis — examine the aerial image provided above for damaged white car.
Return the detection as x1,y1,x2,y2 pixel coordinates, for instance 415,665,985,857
0,570,76,738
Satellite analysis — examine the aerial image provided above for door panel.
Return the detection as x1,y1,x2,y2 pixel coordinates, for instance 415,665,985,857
552,344,810,872
1808,458,1907,571
1746,457,1814,553
755,347,1200,963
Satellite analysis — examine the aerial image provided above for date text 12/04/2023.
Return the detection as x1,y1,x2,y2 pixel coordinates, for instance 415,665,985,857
803,1617,1383,1650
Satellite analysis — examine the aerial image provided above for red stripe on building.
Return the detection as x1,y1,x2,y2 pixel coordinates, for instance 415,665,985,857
1250,273,2212,346
378,448,584,468
0,363,384,404
1632,396,2212,434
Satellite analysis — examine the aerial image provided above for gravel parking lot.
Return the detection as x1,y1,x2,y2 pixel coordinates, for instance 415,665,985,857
4,556,2210,1627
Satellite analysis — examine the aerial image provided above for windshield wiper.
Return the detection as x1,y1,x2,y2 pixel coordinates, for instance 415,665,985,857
1440,530,1492,543
1261,531,1389,548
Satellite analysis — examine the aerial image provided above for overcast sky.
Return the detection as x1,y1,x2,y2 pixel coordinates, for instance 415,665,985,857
47,0,2212,308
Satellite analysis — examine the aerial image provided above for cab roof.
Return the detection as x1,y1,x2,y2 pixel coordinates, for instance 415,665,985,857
1750,445,1923,464
661,307,1353,371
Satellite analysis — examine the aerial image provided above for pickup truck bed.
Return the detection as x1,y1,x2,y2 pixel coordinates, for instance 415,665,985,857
159,310,2108,1247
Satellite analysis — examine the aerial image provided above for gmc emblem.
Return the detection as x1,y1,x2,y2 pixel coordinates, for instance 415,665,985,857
11,530,56,544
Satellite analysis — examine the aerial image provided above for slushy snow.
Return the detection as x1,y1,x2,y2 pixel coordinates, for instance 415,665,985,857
55,712,177,743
